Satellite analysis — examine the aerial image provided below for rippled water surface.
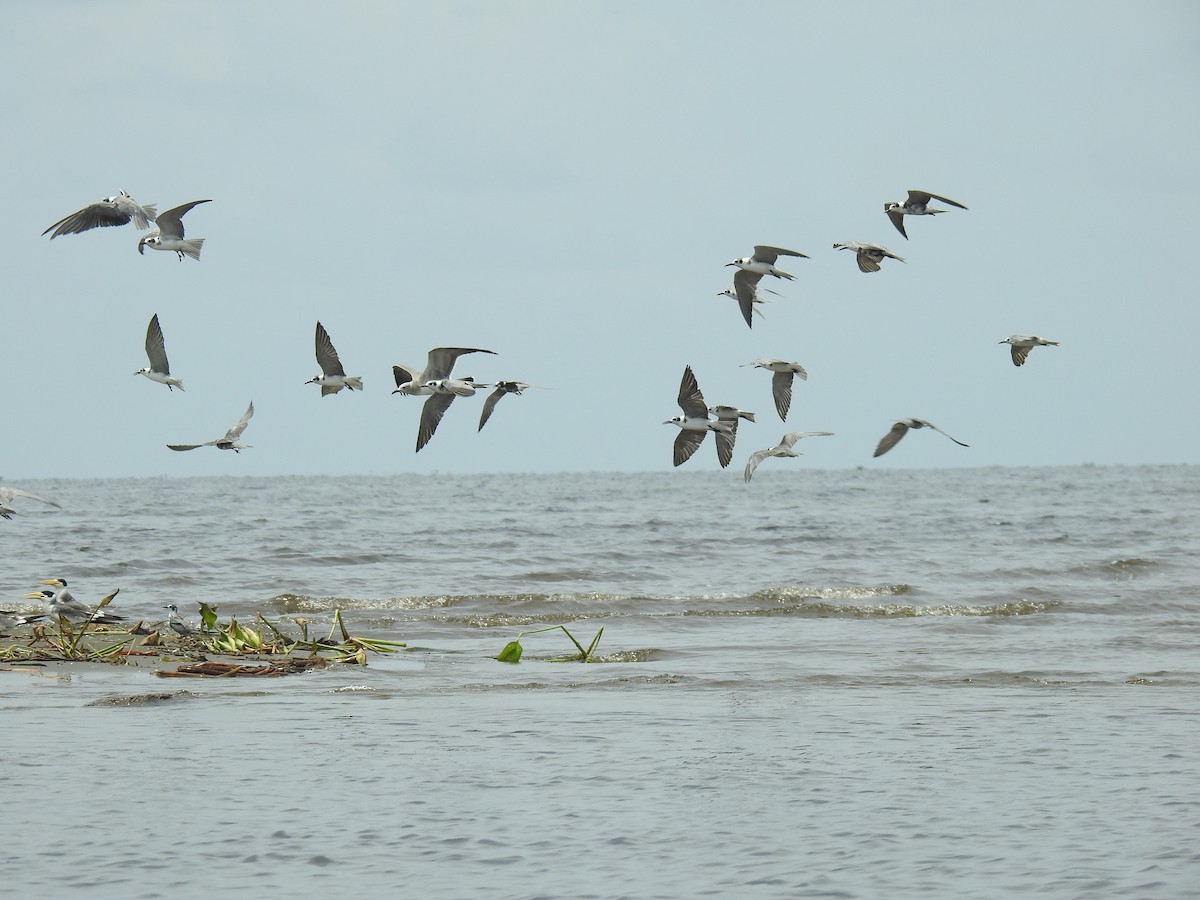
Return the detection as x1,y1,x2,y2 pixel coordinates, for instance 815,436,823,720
3,466,1198,898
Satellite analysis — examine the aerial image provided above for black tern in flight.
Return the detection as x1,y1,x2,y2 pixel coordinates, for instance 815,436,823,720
306,321,363,396
833,242,906,273
0,485,60,520
478,380,547,432
884,190,967,240
168,401,254,452
999,335,1060,367
708,405,755,468
742,358,808,422
743,430,834,483
42,190,157,238
138,199,211,260
392,348,496,452
663,366,733,468
725,246,809,329
28,579,126,625
717,284,779,327
134,313,184,391
873,418,969,457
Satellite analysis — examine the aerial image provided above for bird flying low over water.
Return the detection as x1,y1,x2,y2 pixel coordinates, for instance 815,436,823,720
873,418,969,458
663,365,733,468
27,579,126,625
0,485,60,520
392,347,497,452
725,246,809,329
134,313,184,391
306,322,363,396
743,430,834,483
884,190,967,239
478,380,547,432
742,358,808,422
42,190,157,238
999,335,1060,367
708,405,755,468
833,242,906,273
168,401,254,452
138,199,211,260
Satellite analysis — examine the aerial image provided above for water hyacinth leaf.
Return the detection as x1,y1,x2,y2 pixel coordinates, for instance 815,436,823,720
496,640,523,663
198,603,219,632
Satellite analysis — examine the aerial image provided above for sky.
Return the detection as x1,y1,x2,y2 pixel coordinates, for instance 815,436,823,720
3,1,1198,478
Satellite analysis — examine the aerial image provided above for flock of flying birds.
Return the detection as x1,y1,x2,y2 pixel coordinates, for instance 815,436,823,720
671,189,1061,481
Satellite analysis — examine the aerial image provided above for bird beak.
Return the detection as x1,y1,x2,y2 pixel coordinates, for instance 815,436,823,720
662,419,674,425
25,592,45,600
137,238,147,255
39,578,58,586
724,262,735,267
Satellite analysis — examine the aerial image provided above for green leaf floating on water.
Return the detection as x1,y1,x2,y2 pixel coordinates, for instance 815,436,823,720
495,640,523,663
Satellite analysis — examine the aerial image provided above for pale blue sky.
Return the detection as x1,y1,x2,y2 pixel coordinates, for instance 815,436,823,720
4,1,1198,477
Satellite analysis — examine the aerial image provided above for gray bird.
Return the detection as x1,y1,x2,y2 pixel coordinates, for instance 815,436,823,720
717,285,778,326
708,405,755,468
833,241,906,273
743,430,834,483
478,380,547,432
873,418,969,457
42,190,157,238
134,313,184,391
999,334,1060,367
0,485,60,520
306,321,363,396
392,348,496,452
163,604,198,636
724,246,809,329
742,358,808,422
138,199,211,260
27,579,126,624
663,366,733,467
884,190,967,239
168,401,254,452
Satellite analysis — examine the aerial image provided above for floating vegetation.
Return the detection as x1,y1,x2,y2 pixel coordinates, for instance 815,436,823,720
496,623,605,663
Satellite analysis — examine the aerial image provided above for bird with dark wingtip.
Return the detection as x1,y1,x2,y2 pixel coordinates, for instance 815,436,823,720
883,190,967,239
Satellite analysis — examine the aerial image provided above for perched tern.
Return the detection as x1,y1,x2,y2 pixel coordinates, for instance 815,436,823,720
168,401,254,452
742,358,808,422
478,380,547,432
999,335,1060,367
306,321,363,396
725,246,809,329
0,485,60,520
884,190,967,240
134,313,184,391
873,418,969,457
42,190,157,238
743,430,834,483
663,365,733,468
137,199,211,260
709,405,755,468
28,578,126,624
833,242,906,273
0,610,46,630
163,604,198,636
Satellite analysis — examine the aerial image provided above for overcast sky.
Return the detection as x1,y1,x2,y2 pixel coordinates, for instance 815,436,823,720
3,1,1197,478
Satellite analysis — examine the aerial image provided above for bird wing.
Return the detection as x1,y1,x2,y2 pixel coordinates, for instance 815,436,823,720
393,364,421,388
732,269,764,329
770,371,794,421
167,443,204,451
886,208,909,239
154,200,212,240
677,365,708,417
917,420,970,447
714,420,738,468
424,347,496,381
912,190,967,209
1009,344,1029,366
743,448,773,483
42,197,137,238
114,192,157,229
753,245,809,263
224,402,255,441
672,428,706,467
478,386,507,431
416,392,456,451
0,486,60,508
856,250,881,273
779,430,834,451
873,421,911,457
145,313,171,373
314,322,346,376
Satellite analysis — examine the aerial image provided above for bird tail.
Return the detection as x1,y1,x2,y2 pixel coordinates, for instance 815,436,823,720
172,378,185,392
180,238,205,260
134,205,158,229
346,377,364,390
740,412,757,423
